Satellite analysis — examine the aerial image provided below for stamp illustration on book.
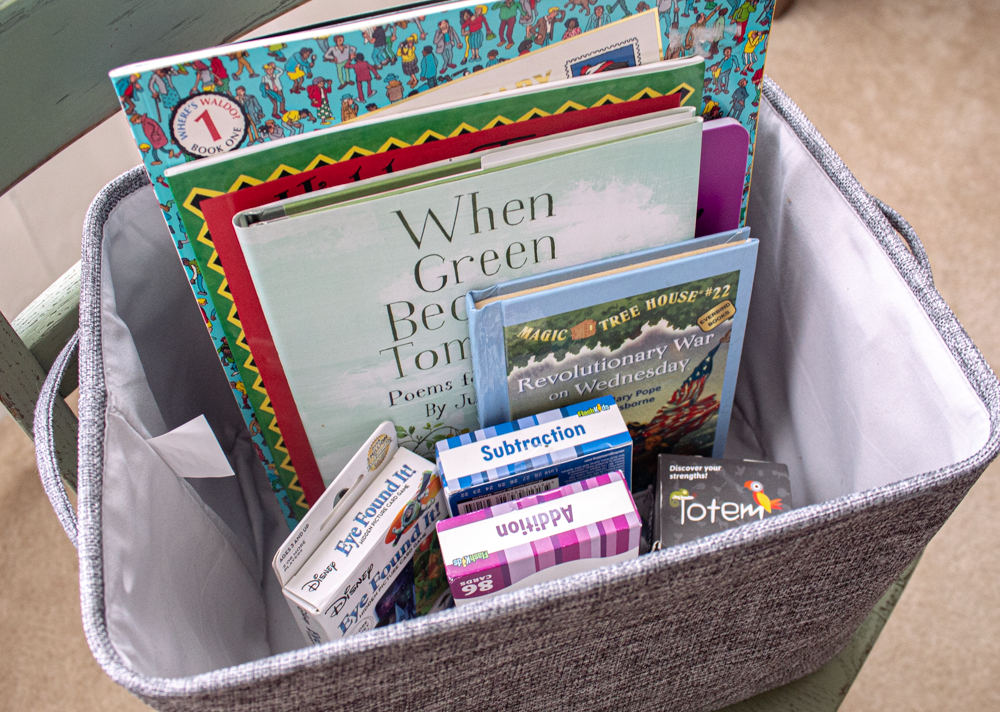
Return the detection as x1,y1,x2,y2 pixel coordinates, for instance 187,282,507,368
567,38,641,76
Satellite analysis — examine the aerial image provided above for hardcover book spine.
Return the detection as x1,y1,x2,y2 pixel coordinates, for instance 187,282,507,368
467,296,510,429
708,243,758,458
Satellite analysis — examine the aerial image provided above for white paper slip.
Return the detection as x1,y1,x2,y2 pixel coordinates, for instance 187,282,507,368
147,415,235,479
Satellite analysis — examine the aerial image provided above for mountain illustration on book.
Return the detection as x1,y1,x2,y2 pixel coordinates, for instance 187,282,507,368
627,330,731,486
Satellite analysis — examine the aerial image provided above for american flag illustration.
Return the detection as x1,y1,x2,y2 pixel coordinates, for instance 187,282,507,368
669,342,721,406
628,331,731,456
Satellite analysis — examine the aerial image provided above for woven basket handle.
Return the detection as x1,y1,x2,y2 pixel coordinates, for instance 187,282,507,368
872,196,934,283
33,330,80,548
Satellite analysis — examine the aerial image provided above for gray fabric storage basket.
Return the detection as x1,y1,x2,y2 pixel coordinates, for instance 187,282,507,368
34,78,1000,711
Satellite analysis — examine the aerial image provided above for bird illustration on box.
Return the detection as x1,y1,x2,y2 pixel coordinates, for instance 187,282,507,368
743,480,782,513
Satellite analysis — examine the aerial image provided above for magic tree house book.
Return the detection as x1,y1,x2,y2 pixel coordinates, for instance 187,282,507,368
466,229,758,490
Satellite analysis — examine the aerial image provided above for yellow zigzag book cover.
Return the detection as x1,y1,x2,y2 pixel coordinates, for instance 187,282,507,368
165,59,703,512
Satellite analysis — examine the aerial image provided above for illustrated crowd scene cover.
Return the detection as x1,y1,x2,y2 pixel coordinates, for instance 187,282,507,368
503,272,741,489
114,0,772,523
120,1,770,177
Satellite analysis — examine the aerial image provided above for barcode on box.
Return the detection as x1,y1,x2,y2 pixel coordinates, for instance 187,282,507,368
457,479,560,515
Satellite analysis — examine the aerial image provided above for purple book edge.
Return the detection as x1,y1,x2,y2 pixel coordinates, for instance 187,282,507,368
696,119,751,238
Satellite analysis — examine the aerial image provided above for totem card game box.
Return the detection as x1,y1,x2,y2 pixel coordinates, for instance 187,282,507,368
274,423,450,645
654,454,794,548
435,396,633,516
436,471,640,606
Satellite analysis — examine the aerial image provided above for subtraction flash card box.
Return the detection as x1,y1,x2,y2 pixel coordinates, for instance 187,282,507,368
434,396,633,516
274,423,450,645
654,454,794,548
436,471,640,605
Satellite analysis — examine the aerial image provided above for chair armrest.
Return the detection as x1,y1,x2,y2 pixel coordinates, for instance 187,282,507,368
0,265,79,489
0,0,316,197
12,262,81,397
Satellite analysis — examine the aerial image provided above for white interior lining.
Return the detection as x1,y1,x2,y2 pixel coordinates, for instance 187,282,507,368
99,187,302,677
735,99,990,504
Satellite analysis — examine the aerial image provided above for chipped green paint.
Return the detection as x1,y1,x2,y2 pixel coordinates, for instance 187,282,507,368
0,0,313,196
12,261,80,397
1,306,78,488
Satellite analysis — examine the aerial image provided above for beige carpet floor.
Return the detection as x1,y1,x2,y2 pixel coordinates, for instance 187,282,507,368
765,1,1000,710
1,0,998,709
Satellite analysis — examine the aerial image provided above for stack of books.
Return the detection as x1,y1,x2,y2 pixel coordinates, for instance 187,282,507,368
111,0,775,639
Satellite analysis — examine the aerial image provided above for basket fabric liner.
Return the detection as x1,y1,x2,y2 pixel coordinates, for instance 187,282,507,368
34,78,999,711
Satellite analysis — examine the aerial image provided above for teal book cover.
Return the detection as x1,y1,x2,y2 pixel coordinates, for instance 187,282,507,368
111,0,688,526
466,229,757,490
233,120,702,485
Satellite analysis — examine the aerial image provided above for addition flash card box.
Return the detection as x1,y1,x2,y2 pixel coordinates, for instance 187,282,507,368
654,454,794,548
274,423,450,645
436,471,641,605
434,396,632,516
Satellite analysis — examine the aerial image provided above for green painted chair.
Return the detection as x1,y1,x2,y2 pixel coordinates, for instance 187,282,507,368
0,0,898,709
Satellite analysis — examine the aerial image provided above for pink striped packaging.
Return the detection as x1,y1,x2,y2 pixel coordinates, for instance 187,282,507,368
436,471,640,605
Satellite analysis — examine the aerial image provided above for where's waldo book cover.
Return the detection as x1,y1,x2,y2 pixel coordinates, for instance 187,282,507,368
466,229,758,490
111,0,771,524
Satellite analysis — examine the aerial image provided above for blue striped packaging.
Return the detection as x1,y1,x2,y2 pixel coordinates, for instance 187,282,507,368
435,396,632,516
